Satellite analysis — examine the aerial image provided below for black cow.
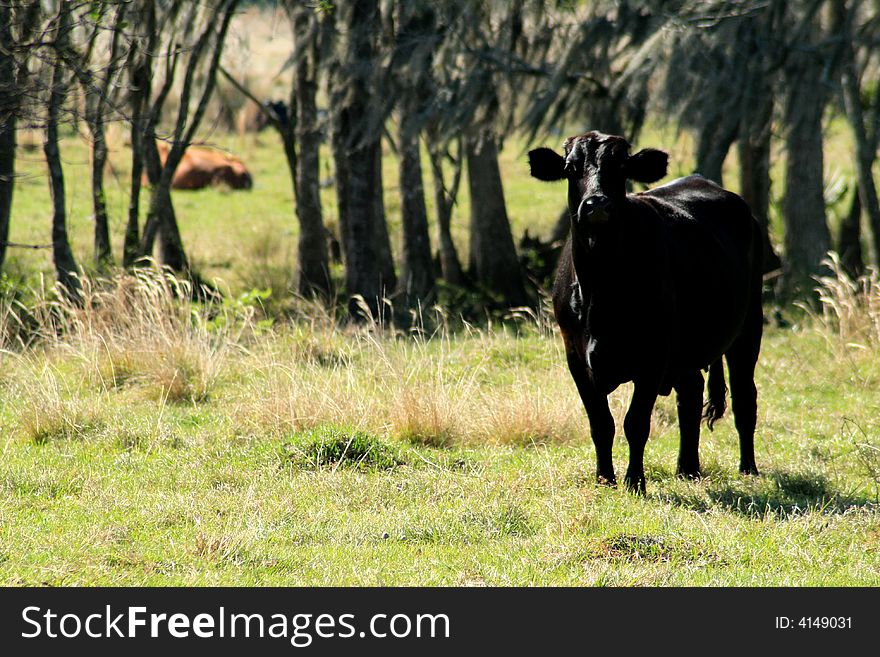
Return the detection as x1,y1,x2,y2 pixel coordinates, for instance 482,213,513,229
528,131,763,493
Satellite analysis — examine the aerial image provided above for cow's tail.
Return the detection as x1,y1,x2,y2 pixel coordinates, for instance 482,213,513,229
703,358,727,430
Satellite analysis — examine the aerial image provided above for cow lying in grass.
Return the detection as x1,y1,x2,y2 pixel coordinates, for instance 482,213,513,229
529,131,763,493
147,142,253,190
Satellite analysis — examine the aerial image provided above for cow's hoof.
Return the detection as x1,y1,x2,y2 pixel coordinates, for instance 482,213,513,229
676,467,702,481
624,474,646,495
739,463,759,476
596,474,617,487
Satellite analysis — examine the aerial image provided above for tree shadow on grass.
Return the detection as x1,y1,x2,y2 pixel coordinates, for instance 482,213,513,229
652,467,878,519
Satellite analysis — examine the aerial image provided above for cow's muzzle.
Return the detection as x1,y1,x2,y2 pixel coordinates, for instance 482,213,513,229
576,195,612,224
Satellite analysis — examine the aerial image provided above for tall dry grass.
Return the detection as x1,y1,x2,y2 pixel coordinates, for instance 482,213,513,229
0,270,682,448
810,252,880,348
2,268,246,411
236,306,588,447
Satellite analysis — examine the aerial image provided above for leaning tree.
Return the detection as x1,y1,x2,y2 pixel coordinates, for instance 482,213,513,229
134,0,240,282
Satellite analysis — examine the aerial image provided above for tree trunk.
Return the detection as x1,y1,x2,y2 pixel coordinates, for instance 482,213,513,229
343,134,382,316
84,3,125,270
330,94,350,266
695,115,739,186
393,0,437,306
156,196,189,273
428,142,466,286
738,114,781,275
292,5,330,298
835,0,880,268
781,54,831,296
0,115,13,275
0,6,15,272
335,0,394,318
736,12,781,278
0,2,39,273
45,2,81,302
838,185,864,280
90,118,112,267
465,128,529,307
372,142,397,294
124,100,146,267
124,1,158,267
397,105,435,306
325,46,350,269
139,0,238,275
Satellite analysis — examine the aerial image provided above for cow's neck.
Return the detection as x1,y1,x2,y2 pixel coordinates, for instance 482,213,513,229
568,207,625,295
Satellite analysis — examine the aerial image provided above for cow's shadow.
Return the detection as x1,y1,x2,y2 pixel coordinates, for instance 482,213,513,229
650,466,878,518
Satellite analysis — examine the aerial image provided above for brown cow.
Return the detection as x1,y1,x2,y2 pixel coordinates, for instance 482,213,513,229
147,142,253,190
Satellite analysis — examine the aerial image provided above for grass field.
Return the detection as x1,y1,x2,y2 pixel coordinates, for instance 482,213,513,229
2,23,880,583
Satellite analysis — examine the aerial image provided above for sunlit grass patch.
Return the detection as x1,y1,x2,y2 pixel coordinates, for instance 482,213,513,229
2,471,85,499
279,426,406,471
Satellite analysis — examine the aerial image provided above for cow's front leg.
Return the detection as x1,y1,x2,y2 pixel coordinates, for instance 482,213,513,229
623,379,660,494
566,350,616,485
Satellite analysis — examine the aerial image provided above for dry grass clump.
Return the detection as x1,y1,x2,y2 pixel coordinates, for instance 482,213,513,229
240,318,589,448
812,252,880,347
479,384,583,446
6,268,242,405
13,364,104,444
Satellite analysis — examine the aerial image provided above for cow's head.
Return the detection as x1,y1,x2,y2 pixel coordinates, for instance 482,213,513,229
528,131,668,226
213,161,253,190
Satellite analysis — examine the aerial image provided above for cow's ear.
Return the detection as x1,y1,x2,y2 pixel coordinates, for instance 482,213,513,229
625,148,668,183
528,148,566,182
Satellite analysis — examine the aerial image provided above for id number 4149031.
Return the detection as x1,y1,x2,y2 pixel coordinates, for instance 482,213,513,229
775,617,852,629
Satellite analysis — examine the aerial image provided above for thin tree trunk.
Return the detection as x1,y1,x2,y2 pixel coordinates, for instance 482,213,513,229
125,1,161,266
398,116,435,306
156,195,188,273
781,53,831,295
1,2,40,273
838,184,864,279
428,141,466,286
139,0,238,273
45,2,81,302
393,0,437,306
329,89,350,266
372,142,396,294
85,3,125,269
0,118,12,273
140,138,170,258
695,115,739,186
465,128,528,307
124,76,147,267
737,11,781,278
90,120,112,267
835,0,880,268
323,44,350,268
738,111,781,275
292,6,330,299
0,5,14,272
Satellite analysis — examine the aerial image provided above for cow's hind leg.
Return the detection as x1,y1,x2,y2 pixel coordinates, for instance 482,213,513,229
726,307,762,475
674,369,704,479
623,379,660,494
566,351,616,485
